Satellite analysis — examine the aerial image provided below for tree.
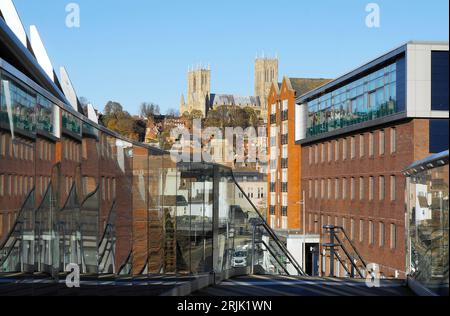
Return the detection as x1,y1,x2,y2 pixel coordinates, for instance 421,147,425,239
104,101,123,116
140,102,160,120
166,108,179,117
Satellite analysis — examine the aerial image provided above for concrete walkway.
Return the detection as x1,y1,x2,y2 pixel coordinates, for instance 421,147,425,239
193,275,415,296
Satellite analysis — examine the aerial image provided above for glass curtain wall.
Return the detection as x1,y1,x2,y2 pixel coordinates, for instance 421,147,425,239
406,157,449,296
306,60,401,138
0,64,302,293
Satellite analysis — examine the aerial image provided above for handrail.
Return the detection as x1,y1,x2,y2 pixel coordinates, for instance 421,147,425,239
335,226,367,268
334,251,351,277
334,234,365,278
259,239,290,275
231,171,306,276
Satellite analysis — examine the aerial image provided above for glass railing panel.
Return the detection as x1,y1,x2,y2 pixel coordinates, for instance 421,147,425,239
161,154,178,275
131,145,149,276
147,149,164,275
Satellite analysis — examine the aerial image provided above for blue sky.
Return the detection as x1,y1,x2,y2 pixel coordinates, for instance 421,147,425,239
13,0,449,115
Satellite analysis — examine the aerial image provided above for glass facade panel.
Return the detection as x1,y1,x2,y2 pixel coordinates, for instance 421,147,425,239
0,65,303,293
305,58,405,138
406,155,449,296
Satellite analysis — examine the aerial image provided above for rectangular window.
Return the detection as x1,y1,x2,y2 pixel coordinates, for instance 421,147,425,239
335,178,339,200
351,137,356,159
328,142,332,162
321,144,325,163
390,176,396,201
309,147,313,165
359,177,365,200
369,133,374,157
359,220,364,243
369,177,374,201
350,219,355,241
351,177,356,200
431,51,449,111
342,178,347,199
315,180,319,199
379,222,385,247
309,179,313,198
343,138,347,160
429,119,449,153
390,128,397,154
335,140,339,161
359,134,365,158
379,176,385,200
327,179,332,199
379,130,385,156
0,174,3,197
369,221,374,245
390,224,397,249
321,179,325,199
315,145,319,164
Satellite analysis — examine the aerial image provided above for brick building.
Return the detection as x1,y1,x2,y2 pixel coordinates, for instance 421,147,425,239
267,77,330,231
295,41,449,277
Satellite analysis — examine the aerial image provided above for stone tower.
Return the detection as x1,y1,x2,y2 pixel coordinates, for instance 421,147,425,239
254,57,278,121
181,66,211,117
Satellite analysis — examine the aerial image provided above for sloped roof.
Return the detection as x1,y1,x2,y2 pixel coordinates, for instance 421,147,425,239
288,78,332,97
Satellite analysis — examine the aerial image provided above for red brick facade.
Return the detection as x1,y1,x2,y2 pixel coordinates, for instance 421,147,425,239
301,118,434,277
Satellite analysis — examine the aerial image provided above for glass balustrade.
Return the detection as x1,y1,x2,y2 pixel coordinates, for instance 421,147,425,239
0,62,302,290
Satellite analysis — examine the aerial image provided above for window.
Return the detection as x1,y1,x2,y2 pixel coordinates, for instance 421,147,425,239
327,179,332,199
369,133,374,157
390,176,396,201
359,220,364,242
335,140,339,161
309,179,312,198
369,177,374,201
431,51,449,111
379,222,385,247
342,218,346,231
351,137,356,159
342,178,347,199
335,178,339,200
0,174,3,197
369,221,374,245
315,145,319,164
359,134,365,158
321,144,325,163
359,177,365,200
0,134,6,156
379,130,385,156
315,180,319,199
379,176,385,200
350,219,355,241
390,224,397,249
343,138,348,160
309,147,313,165
390,128,397,154
429,119,449,153
351,177,356,200
321,179,325,199
328,142,332,162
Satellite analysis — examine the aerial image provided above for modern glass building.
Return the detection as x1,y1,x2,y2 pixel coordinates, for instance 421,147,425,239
0,4,302,295
294,42,449,280
404,151,449,296
296,41,448,143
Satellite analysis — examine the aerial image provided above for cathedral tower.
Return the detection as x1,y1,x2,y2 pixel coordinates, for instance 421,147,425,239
181,66,211,117
255,57,278,121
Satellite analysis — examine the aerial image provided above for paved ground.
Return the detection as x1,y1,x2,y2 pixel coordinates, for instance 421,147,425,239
193,275,415,296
